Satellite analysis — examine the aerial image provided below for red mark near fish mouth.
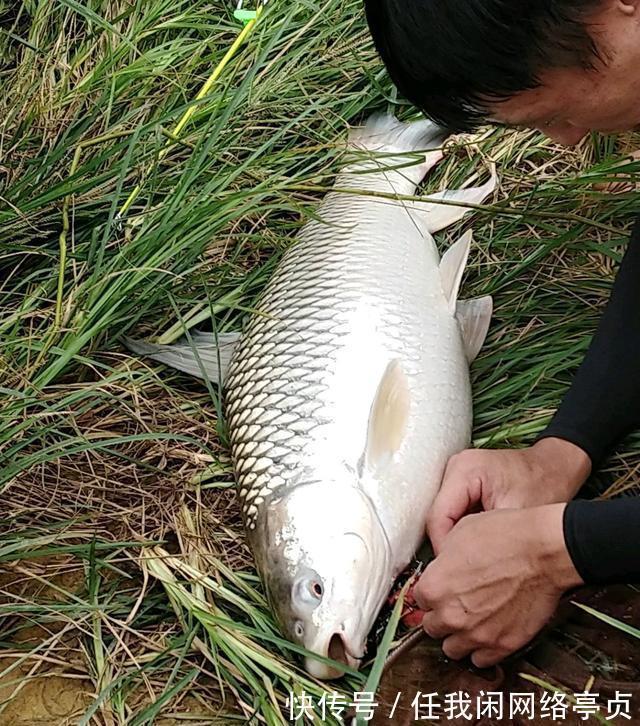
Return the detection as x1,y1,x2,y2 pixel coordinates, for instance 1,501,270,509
387,574,426,629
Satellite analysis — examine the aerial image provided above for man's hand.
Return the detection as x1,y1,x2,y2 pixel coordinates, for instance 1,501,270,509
427,437,592,553
415,503,583,668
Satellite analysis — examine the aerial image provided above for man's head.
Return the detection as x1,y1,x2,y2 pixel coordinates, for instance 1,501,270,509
364,0,640,144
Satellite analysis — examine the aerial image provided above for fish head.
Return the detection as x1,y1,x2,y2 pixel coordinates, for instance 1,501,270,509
251,474,392,679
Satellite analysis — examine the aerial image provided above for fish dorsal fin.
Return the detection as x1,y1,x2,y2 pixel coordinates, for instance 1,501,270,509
364,359,411,473
439,230,472,311
456,296,493,362
408,166,498,234
123,331,241,385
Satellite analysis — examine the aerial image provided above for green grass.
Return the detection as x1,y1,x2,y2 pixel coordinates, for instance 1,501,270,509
1,1,640,723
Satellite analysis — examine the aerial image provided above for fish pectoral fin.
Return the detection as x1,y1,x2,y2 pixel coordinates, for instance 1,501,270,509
408,165,497,234
438,229,472,311
456,296,493,362
123,330,241,385
364,359,411,473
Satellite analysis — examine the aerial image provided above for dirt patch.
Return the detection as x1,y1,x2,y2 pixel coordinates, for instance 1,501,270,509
0,562,91,723
0,663,92,726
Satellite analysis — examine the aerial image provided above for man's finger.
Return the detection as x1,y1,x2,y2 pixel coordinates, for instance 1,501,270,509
421,610,455,640
426,461,478,552
470,648,506,669
426,485,469,553
442,632,475,661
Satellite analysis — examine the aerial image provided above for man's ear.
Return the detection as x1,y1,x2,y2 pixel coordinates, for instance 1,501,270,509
616,0,639,16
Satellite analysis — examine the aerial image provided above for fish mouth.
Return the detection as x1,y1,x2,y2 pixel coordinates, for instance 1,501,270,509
305,632,363,680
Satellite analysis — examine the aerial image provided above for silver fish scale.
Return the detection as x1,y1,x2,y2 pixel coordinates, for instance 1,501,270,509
224,185,455,531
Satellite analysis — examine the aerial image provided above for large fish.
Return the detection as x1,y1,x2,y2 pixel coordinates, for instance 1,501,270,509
126,115,496,679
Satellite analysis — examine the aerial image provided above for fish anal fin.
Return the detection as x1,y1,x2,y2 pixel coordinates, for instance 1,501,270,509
456,296,493,362
364,360,411,473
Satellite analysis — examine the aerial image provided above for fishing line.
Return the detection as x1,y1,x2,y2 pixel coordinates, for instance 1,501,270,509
116,1,268,221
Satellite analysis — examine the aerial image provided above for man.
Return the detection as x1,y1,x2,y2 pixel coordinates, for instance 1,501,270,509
364,0,640,668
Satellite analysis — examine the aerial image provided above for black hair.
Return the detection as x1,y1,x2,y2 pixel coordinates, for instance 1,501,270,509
364,0,603,132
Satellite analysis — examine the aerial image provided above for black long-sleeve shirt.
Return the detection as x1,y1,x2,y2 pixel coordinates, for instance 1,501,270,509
539,216,640,584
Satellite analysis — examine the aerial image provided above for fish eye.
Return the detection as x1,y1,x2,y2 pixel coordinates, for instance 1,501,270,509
292,574,324,608
294,621,304,638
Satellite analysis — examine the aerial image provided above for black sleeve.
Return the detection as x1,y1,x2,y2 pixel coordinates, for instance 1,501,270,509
538,215,640,585
563,498,640,584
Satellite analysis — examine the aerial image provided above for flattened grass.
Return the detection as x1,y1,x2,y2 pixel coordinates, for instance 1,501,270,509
1,1,640,722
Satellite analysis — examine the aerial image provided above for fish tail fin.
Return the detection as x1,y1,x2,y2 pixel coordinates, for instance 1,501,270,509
347,114,446,155
345,114,448,186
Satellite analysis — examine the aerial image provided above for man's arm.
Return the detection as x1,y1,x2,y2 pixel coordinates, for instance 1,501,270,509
538,215,640,584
